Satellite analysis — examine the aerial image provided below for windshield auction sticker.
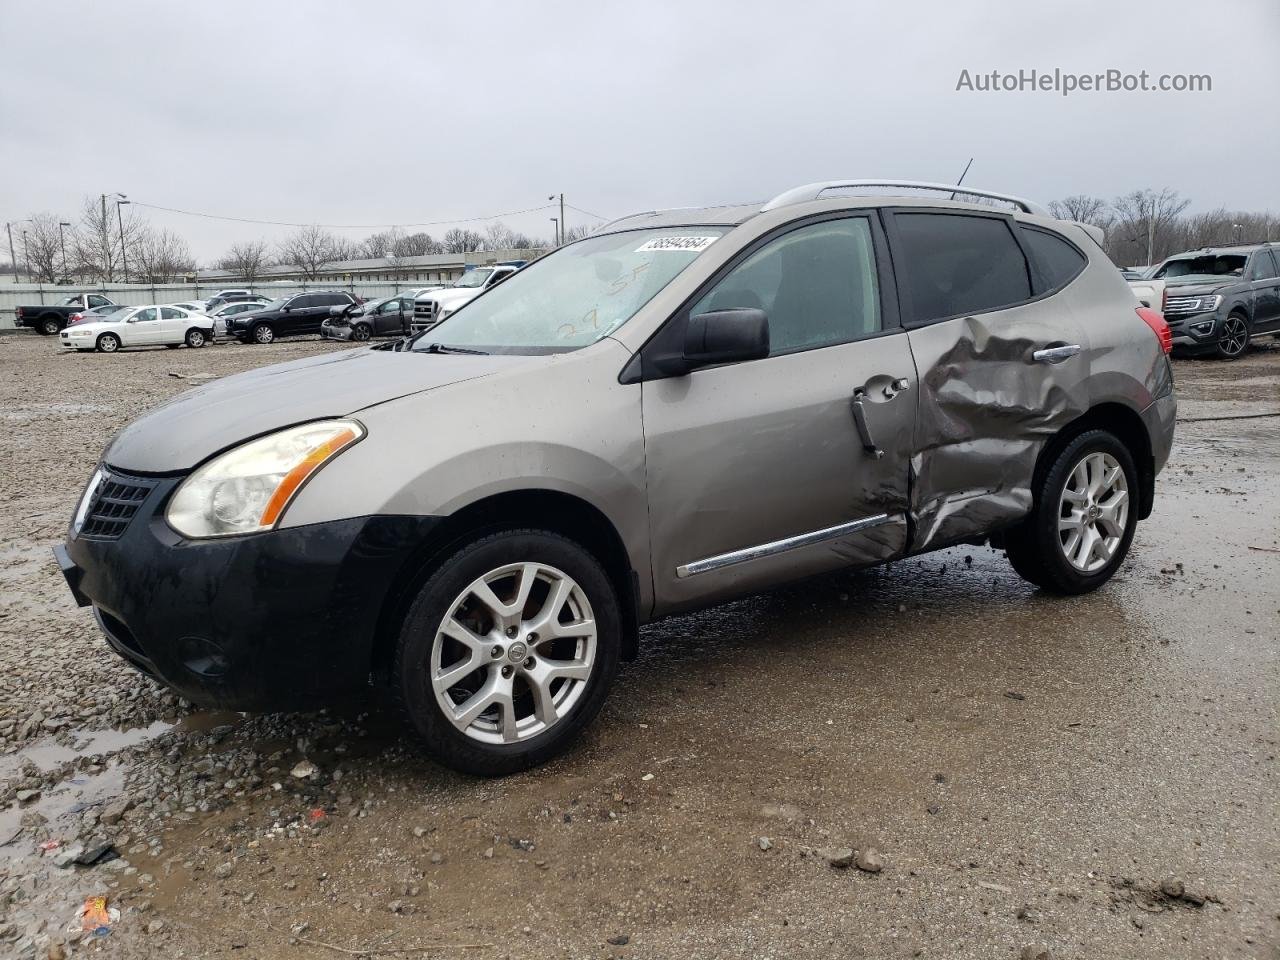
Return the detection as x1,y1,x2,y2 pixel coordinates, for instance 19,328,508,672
635,236,719,253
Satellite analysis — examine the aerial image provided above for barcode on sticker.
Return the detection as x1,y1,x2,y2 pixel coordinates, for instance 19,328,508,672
635,236,718,253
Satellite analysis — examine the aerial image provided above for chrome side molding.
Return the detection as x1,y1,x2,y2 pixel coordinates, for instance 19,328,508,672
676,514,894,578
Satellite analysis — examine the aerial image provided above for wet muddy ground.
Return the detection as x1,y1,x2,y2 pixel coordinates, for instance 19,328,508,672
1,333,1277,959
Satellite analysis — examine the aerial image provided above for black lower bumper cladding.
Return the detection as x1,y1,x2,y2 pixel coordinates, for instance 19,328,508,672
56,471,440,711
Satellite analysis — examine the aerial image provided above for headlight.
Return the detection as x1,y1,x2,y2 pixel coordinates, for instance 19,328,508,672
1198,295,1221,311
166,420,364,538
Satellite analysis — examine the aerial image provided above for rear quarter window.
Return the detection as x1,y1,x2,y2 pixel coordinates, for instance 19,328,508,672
1021,226,1088,291
892,212,1033,324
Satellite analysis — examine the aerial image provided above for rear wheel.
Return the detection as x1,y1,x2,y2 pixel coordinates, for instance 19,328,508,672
251,323,275,345
96,333,121,354
392,529,621,776
40,316,61,336
1215,312,1250,360
351,322,372,342
1005,430,1138,594
185,328,207,348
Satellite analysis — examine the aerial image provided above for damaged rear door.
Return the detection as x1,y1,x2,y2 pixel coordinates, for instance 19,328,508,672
884,209,1091,552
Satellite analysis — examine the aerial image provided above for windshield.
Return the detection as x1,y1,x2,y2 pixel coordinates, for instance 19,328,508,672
1156,254,1246,280
454,268,493,289
413,227,728,354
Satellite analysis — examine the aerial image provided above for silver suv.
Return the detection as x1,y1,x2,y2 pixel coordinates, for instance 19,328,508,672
56,180,1176,776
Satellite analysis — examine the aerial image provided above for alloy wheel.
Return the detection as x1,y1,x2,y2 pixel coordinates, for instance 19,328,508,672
253,324,274,344
1219,316,1248,357
430,562,596,745
1058,451,1129,572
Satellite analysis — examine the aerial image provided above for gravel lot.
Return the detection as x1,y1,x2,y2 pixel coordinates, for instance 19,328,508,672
2,333,1278,959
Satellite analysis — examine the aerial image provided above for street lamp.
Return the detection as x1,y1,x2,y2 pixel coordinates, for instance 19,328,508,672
548,193,565,245
113,194,130,282
1232,223,1244,243
58,221,71,283
550,217,559,247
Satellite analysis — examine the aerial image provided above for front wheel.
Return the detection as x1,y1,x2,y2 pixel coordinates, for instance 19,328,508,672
1005,430,1138,594
251,323,275,345
96,333,121,353
351,323,372,342
391,529,621,776
1215,313,1250,360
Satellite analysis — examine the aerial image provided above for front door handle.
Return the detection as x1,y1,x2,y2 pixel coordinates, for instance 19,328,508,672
1032,344,1081,364
850,389,883,459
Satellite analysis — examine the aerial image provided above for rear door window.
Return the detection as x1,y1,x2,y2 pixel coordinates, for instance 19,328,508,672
1021,227,1088,291
891,213,1033,324
160,307,187,319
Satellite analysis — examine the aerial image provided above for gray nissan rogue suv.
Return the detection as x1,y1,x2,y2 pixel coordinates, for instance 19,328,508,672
56,180,1176,776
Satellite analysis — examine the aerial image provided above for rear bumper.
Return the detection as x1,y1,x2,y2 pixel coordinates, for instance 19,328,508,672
1141,390,1177,478
56,471,441,711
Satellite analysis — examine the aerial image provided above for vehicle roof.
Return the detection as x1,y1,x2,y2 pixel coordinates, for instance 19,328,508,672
1169,243,1275,257
597,194,1065,236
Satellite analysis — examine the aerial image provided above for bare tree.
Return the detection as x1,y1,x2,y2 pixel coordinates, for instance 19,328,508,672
276,225,346,280
133,227,195,282
216,240,271,284
442,228,484,253
1047,195,1114,229
20,214,65,283
72,195,145,281
1110,188,1191,266
483,221,518,251
562,225,594,244
398,232,442,256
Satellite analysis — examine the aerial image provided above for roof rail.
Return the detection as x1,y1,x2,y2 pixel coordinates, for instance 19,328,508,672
760,180,1050,217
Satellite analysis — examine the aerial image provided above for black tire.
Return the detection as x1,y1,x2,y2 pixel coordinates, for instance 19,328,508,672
391,528,621,776
1215,312,1250,360
1005,429,1139,594
96,333,121,354
40,316,61,336
351,322,372,342
251,323,275,345
185,328,207,348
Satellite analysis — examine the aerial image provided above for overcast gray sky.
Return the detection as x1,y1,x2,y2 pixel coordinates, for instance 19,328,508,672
3,0,1277,263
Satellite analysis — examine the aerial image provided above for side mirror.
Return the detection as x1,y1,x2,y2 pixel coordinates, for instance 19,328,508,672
683,309,769,368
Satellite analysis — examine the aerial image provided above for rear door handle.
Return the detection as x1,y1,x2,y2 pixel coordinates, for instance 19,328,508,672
1032,344,1081,364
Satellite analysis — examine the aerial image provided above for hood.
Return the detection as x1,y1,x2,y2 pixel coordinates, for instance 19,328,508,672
105,347,527,473
423,286,480,307
1163,278,1233,295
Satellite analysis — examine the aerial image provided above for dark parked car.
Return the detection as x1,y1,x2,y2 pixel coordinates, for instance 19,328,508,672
205,292,271,311
225,291,359,344
321,295,414,341
16,293,117,334
1152,243,1280,358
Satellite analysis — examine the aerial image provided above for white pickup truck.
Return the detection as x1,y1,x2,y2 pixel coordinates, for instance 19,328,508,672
411,264,522,335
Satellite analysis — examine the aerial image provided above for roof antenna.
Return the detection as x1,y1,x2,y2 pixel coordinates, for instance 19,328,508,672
949,158,974,200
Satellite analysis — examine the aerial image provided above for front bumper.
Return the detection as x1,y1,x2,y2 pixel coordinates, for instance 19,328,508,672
320,322,353,341
56,470,440,711
1165,312,1221,352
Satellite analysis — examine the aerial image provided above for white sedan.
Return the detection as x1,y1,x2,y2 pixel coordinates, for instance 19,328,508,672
59,304,214,353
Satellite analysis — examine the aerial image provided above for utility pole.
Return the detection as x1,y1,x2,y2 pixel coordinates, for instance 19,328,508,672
548,193,565,245
58,221,71,283
5,222,18,282
115,195,131,282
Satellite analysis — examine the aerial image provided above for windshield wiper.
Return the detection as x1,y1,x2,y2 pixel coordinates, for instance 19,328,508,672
418,342,489,355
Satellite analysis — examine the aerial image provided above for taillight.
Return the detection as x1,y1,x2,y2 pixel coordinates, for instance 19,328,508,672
15,307,22,318
1137,306,1172,355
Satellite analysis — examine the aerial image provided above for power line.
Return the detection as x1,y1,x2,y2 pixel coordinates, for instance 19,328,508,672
126,199,566,230
564,202,609,221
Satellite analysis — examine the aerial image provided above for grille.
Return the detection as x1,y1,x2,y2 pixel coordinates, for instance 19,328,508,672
79,471,157,540
414,299,438,319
